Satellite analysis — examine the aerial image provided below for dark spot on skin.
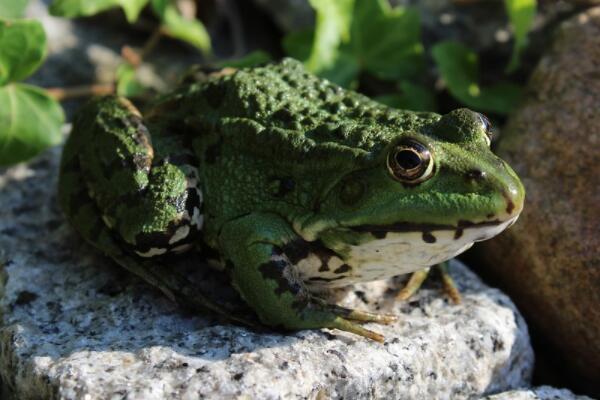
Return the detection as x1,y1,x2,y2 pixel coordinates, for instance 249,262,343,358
258,248,302,296
308,276,346,282
486,213,495,219
506,200,515,215
372,231,387,239
454,229,463,240
281,240,310,265
183,187,202,217
318,263,330,272
354,290,368,304
422,232,436,243
501,190,515,215
333,264,351,274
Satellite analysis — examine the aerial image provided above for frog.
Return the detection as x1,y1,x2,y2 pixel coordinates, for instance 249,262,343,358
58,58,524,342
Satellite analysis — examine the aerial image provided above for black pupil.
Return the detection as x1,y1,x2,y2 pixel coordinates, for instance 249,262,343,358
395,149,421,170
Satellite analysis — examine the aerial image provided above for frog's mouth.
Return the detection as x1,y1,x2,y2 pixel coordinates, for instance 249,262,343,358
351,216,519,243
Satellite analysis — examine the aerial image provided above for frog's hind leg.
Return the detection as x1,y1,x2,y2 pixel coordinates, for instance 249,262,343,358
58,97,259,328
68,96,204,257
395,262,462,304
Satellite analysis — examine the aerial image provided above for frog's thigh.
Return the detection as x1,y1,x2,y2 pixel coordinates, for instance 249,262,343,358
74,96,204,257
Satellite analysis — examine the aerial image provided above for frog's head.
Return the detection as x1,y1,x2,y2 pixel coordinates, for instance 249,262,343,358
304,108,524,267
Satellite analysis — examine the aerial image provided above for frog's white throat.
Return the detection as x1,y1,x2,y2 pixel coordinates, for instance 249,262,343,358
297,216,519,289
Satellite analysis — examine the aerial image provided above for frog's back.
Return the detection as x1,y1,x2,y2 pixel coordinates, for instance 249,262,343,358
193,59,436,140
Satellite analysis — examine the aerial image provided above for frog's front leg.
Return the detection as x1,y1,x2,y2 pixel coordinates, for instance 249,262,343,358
396,262,462,304
219,213,396,342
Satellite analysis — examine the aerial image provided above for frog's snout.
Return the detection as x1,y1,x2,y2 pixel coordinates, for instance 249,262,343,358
463,161,525,222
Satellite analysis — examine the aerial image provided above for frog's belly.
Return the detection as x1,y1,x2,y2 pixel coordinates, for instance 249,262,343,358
297,217,516,289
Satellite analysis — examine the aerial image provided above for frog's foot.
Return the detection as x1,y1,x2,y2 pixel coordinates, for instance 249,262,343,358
396,262,461,304
303,300,396,343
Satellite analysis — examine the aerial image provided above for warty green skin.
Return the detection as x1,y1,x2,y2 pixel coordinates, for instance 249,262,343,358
58,58,525,341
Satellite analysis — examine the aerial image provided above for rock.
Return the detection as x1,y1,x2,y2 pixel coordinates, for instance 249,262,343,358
0,148,534,399
484,386,595,400
472,7,600,395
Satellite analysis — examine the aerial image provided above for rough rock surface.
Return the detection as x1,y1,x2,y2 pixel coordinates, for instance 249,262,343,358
0,147,534,399
473,7,600,393
484,386,595,400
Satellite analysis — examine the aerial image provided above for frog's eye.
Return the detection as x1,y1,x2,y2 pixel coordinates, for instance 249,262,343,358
387,139,434,184
477,113,493,147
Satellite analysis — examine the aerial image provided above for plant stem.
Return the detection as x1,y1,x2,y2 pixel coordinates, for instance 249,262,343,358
46,84,115,101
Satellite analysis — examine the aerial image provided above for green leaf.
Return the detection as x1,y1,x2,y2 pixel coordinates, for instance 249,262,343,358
116,63,145,97
0,83,64,166
351,0,423,80
432,41,522,114
218,50,272,69
504,0,536,72
0,19,46,86
374,81,436,111
305,0,354,73
151,0,211,55
318,46,359,88
0,0,30,19
49,0,149,23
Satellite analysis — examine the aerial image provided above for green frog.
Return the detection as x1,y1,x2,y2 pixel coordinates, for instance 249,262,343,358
58,58,524,342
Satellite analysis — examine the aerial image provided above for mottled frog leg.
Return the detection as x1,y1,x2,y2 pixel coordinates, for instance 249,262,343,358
396,262,461,304
219,213,396,342
72,96,203,257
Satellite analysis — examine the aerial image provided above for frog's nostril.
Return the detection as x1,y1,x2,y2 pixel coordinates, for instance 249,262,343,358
465,169,486,181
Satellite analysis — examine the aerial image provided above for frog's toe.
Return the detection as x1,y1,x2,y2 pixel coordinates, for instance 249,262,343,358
396,268,430,301
439,263,462,304
329,317,386,343
325,303,397,325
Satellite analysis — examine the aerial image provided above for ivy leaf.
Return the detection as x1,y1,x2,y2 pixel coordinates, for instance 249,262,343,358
49,0,149,23
504,0,536,72
432,41,521,114
151,0,211,55
375,81,435,111
0,84,64,166
351,0,423,81
318,46,359,88
0,0,30,19
305,0,354,73
218,50,272,68
0,19,46,85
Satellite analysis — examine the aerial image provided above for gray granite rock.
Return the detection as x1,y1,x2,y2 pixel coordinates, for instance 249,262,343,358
484,386,595,400
0,147,534,399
